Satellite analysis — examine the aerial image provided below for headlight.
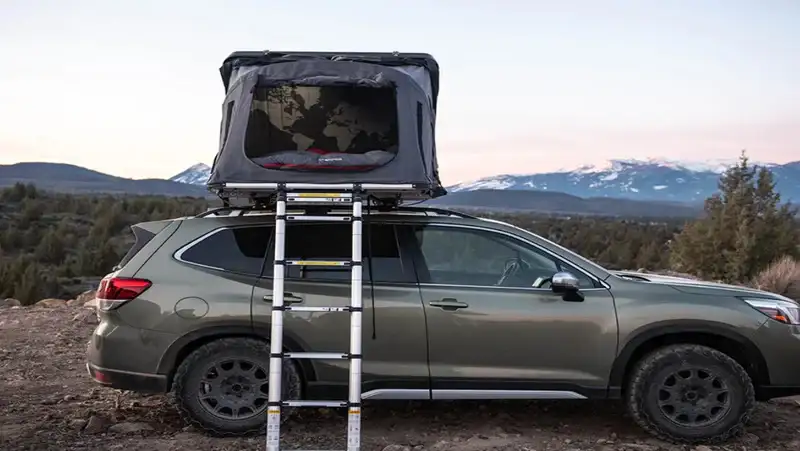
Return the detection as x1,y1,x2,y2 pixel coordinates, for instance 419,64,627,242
743,298,800,325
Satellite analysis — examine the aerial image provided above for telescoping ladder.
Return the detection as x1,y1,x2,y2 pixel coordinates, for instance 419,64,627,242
263,183,419,451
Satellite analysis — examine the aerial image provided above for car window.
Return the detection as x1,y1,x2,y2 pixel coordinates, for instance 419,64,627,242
413,225,594,289
263,222,408,283
179,226,272,275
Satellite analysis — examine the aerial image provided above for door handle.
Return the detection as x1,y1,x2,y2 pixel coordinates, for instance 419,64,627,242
429,298,469,311
263,293,303,304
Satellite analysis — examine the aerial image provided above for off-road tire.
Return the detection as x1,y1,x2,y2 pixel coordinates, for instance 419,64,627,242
626,344,755,445
171,337,302,437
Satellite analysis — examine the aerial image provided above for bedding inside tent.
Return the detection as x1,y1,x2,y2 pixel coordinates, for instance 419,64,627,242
245,84,399,172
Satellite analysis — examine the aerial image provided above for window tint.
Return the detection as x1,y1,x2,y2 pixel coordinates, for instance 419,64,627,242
180,226,272,275
414,226,594,288
264,223,407,283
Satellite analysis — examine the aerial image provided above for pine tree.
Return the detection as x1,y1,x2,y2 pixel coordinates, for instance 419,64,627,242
670,150,799,282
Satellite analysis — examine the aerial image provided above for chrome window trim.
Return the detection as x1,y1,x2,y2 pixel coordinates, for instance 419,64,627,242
173,220,613,292
408,222,610,291
173,224,272,275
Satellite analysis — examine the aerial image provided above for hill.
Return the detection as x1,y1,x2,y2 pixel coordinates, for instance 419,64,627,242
0,162,209,197
422,189,703,218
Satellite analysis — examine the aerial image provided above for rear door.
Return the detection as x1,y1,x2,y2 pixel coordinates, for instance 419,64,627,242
251,220,430,400
406,223,618,400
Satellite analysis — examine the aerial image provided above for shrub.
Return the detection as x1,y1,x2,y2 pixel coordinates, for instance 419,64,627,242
751,255,800,301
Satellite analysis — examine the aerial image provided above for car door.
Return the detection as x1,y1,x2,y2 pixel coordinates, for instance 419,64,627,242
251,220,430,401
406,222,618,400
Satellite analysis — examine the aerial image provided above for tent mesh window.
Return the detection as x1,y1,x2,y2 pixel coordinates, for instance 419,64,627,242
244,84,399,172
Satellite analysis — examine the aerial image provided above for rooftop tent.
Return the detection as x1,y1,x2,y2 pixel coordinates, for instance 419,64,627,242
207,51,445,200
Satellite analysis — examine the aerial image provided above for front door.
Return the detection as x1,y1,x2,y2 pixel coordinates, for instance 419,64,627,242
406,223,618,400
251,220,430,401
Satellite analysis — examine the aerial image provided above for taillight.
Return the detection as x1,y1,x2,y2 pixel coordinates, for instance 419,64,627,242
96,277,152,311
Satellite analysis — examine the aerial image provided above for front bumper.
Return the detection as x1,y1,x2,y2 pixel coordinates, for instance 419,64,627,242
86,362,168,393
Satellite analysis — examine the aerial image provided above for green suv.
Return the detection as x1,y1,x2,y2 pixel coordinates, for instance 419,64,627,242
85,206,800,444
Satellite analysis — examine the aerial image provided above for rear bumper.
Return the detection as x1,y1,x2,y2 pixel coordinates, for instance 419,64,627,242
86,362,168,393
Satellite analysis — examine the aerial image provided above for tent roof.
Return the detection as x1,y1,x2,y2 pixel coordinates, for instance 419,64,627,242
219,50,440,109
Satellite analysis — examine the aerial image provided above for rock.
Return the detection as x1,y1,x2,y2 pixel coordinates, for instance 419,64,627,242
382,445,411,451
36,298,67,308
741,432,759,444
83,415,107,434
66,299,83,307
77,290,97,303
622,444,656,451
72,310,98,324
692,446,713,451
69,419,88,430
0,298,22,308
107,422,154,434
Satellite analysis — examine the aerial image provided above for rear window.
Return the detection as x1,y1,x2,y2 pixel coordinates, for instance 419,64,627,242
178,226,272,275
178,222,409,282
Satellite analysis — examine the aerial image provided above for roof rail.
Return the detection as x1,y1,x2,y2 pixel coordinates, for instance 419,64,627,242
391,205,478,219
193,203,478,220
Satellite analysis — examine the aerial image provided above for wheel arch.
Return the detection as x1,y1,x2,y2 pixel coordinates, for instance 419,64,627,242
609,320,770,396
157,324,316,391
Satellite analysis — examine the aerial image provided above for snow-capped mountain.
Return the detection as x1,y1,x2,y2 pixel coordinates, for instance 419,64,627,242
170,163,211,185
168,158,800,204
449,158,800,203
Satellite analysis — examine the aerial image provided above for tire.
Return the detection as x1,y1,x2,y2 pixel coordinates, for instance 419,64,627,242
626,344,755,444
171,337,302,437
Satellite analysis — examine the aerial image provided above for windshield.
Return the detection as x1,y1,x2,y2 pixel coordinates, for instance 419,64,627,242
477,216,613,279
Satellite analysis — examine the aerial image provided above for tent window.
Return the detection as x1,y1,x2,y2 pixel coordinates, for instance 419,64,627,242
244,85,399,172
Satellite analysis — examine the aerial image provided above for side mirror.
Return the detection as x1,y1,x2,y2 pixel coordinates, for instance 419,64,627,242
551,271,580,293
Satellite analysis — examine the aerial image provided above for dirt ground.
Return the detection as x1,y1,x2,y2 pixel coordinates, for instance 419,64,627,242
2,303,800,451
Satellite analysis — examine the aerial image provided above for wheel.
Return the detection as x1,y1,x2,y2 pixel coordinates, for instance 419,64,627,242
171,337,302,437
626,344,755,444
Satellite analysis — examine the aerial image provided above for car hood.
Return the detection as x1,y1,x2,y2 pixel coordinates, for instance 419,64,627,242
611,270,786,299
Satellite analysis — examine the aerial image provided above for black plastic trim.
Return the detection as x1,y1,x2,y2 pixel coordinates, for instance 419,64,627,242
608,320,771,389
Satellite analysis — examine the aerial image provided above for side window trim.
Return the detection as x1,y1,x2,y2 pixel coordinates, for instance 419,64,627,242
407,223,604,291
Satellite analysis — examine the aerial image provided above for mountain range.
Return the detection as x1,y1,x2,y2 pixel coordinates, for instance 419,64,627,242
2,157,798,218
447,158,800,203
166,158,800,204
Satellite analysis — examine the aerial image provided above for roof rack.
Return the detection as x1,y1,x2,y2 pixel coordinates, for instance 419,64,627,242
194,203,476,220
210,182,437,209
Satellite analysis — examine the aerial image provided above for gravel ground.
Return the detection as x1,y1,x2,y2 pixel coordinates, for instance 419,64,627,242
2,303,800,451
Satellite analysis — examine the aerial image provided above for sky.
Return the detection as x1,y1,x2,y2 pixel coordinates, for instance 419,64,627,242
1,0,799,185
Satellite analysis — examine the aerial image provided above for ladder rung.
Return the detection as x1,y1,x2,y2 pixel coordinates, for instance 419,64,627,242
286,306,351,313
285,352,349,359
286,215,352,222
283,400,347,408
286,260,351,267
288,192,353,198
285,306,351,312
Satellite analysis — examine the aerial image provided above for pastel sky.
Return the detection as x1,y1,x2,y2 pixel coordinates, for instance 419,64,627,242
1,0,799,185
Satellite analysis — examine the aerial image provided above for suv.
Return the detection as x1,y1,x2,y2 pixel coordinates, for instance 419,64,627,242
86,206,800,444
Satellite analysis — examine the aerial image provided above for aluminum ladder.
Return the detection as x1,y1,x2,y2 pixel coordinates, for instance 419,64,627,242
265,187,367,451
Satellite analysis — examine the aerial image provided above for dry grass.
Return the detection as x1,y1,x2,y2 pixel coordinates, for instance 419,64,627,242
751,255,800,301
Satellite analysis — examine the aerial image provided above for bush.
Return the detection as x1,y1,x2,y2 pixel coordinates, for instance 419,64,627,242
751,255,800,301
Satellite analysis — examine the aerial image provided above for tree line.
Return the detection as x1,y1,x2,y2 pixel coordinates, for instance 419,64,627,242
0,151,797,304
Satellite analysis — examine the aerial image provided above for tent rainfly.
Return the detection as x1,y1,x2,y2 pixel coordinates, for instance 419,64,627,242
207,51,445,199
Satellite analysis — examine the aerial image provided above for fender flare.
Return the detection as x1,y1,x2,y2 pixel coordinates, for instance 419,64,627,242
156,323,315,388
608,319,769,389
